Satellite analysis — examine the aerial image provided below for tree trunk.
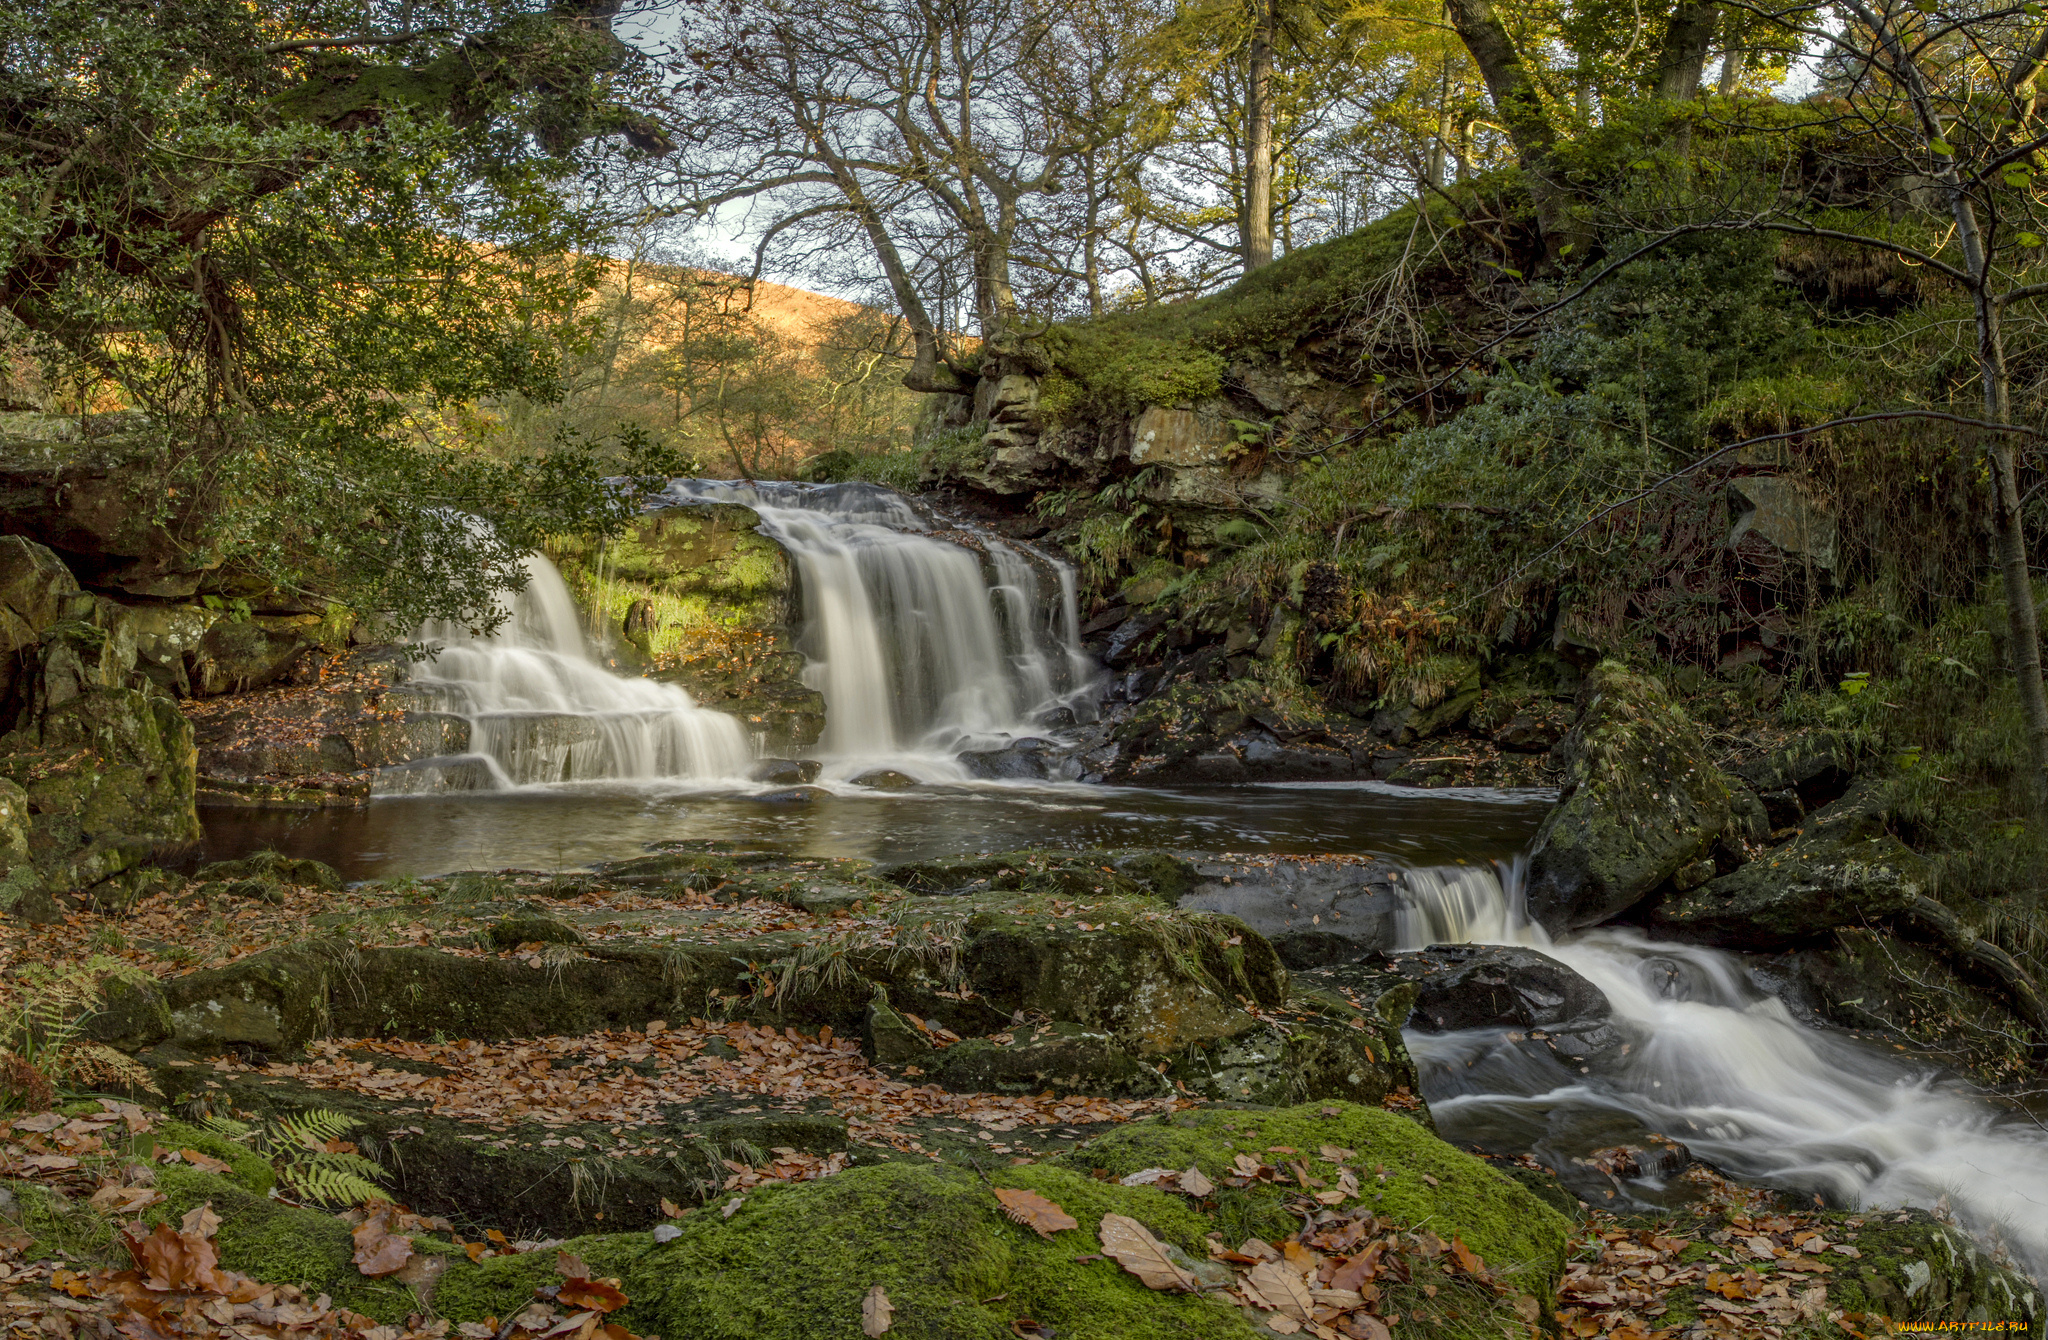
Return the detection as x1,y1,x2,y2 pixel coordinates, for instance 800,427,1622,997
1445,0,1573,253
1653,0,1721,101
1717,45,1746,95
1244,0,1276,272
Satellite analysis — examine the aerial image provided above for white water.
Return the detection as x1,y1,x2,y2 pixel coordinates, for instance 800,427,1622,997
659,480,1096,781
379,553,752,792
1394,862,2048,1282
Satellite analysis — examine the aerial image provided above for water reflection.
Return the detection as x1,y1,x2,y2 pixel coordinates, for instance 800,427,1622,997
197,779,1552,880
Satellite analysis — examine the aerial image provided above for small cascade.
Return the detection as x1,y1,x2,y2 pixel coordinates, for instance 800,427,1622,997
1390,862,2048,1280
660,479,1097,779
378,553,752,793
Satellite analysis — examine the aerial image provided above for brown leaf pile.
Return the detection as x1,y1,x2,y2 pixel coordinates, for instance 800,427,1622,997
213,1022,1184,1154
1553,1168,1885,1340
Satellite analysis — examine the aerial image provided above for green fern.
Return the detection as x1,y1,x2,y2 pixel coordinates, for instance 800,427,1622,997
204,1109,388,1206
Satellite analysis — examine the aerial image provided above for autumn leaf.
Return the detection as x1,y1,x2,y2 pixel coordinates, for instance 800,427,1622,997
1176,1167,1213,1198
557,1251,593,1280
90,1185,164,1214
1449,1236,1490,1281
1347,1314,1392,1340
1248,1260,1314,1322
49,1269,96,1299
1331,1242,1384,1293
861,1284,894,1337
559,1279,629,1314
992,1187,1078,1239
351,1206,415,1278
175,1149,232,1175
1097,1213,1197,1292
126,1220,228,1294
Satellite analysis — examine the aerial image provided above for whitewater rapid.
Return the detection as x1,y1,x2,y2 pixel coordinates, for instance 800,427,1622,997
380,553,753,792
1394,862,2048,1281
659,480,1096,781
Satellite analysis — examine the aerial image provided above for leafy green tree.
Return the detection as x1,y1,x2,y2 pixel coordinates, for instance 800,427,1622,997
0,0,680,629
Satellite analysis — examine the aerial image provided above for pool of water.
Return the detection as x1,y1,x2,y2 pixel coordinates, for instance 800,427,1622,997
196,779,1554,879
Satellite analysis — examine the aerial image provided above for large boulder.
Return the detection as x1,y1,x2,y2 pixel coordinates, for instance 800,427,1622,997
1393,943,1626,1065
1524,661,1731,933
1648,825,1930,948
0,684,199,897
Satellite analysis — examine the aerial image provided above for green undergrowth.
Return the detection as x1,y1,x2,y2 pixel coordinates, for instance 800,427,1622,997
1030,197,1466,425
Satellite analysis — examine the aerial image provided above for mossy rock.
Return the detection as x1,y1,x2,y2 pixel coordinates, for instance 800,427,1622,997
881,848,1200,905
486,915,586,950
2,1168,430,1323
1524,661,1731,933
961,903,1282,1057
932,1021,1172,1098
632,1161,1253,1340
1647,830,1929,948
1064,1102,1570,1299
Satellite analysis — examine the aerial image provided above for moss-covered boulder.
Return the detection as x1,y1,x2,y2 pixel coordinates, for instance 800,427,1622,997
195,850,345,892
933,1021,1172,1097
162,942,337,1054
961,905,1284,1057
0,684,199,898
1524,661,1731,933
1068,1102,1570,1300
551,502,824,750
1647,829,1930,948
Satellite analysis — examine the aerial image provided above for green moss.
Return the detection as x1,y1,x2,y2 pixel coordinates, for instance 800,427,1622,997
3,1178,120,1261
432,1233,647,1324
1064,1102,1570,1297
636,1162,1253,1340
154,1119,280,1195
147,1167,426,1320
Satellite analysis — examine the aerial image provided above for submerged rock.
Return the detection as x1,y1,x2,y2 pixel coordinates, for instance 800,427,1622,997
849,767,919,790
1524,661,1731,933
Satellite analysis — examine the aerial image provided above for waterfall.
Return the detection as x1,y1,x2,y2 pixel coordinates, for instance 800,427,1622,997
379,553,752,793
1392,863,2048,1280
660,480,1097,780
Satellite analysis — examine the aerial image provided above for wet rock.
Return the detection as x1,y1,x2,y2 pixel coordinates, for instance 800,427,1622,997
849,768,919,790
878,848,1196,903
1171,1009,1407,1107
1176,855,1406,960
1104,611,1167,665
163,942,337,1055
1727,729,1857,828
191,615,320,695
932,1021,1169,1098
961,909,1283,1057
749,757,820,785
1524,661,1731,933
0,416,218,599
752,785,824,804
551,502,823,751
957,736,1068,780
1392,944,1625,1065
1493,711,1565,754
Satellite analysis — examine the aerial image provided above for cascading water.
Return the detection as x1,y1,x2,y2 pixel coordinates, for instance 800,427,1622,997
378,553,752,792
659,480,1096,779
1390,861,2048,1280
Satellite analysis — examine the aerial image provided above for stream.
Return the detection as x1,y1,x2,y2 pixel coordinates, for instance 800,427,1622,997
198,479,2048,1282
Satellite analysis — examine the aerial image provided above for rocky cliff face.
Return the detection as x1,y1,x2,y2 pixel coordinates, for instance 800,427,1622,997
549,502,824,751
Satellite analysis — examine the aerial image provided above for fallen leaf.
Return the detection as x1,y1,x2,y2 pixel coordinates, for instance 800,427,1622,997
1745,1236,1777,1260
659,1199,684,1218
557,1251,592,1281
861,1284,894,1337
90,1185,164,1214
652,1225,682,1244
176,1149,232,1175
721,1196,745,1218
993,1187,1078,1238
1177,1166,1214,1198
1098,1213,1197,1292
1263,1316,1302,1336
1119,1168,1173,1187
1248,1260,1314,1322
559,1280,628,1314
351,1207,415,1278
1449,1237,1488,1280
1347,1316,1392,1340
